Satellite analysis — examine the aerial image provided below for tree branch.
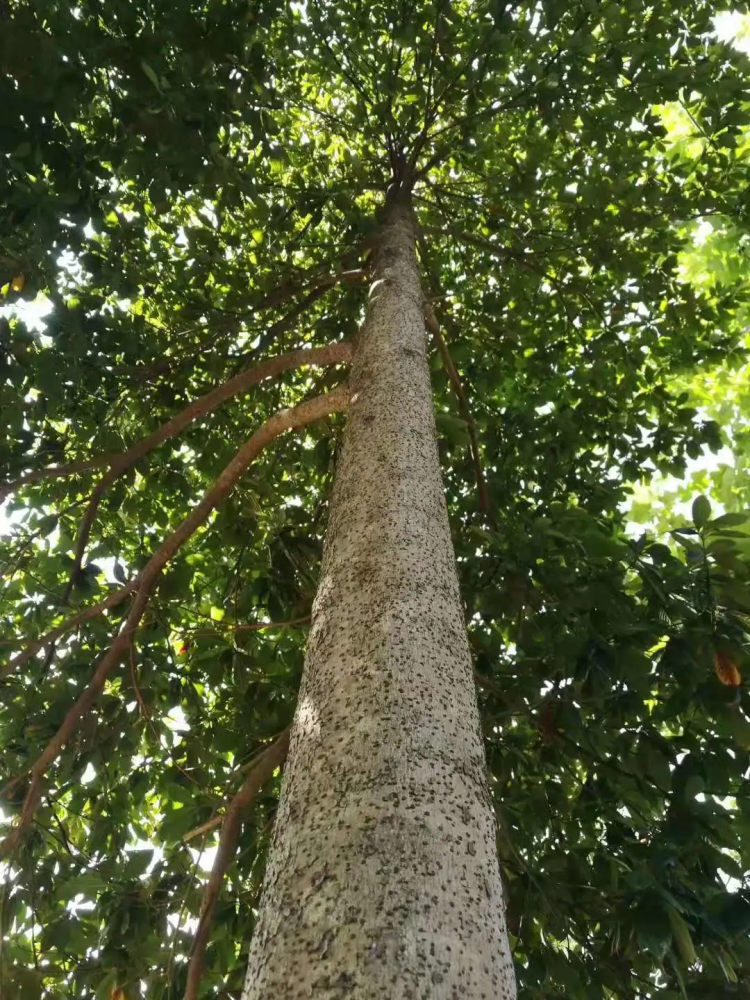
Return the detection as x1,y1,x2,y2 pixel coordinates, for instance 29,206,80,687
1,341,352,502
424,304,490,521
417,234,491,523
63,341,352,602
182,727,291,1000
0,387,349,852
231,282,348,371
422,221,584,266
113,265,366,380
413,24,579,169
3,342,351,615
420,222,527,263
0,583,139,679
182,614,311,638
7,290,348,496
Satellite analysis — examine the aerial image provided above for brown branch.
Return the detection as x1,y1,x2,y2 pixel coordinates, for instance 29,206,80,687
111,266,366,380
58,341,352,602
424,304,490,521
233,269,364,368
0,387,349,853
0,454,103,499
231,284,334,372
0,340,351,503
182,815,224,845
421,222,582,268
183,727,291,1000
417,230,490,520
2,608,313,681
420,222,522,263
128,635,150,722
58,480,108,605
183,614,311,637
0,582,139,679
254,265,365,313
182,726,292,848
3,342,350,611
1,345,349,674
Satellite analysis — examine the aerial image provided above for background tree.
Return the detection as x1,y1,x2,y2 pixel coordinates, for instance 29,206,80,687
2,1,750,998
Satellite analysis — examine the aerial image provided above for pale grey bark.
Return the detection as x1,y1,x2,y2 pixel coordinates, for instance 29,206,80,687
242,193,516,999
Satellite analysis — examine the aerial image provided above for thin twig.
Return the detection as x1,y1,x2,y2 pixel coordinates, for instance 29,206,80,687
417,234,491,523
230,284,348,372
182,614,311,637
182,726,293,845
182,727,291,1000
0,387,350,853
1,582,139,679
424,303,491,522
421,222,556,263
109,263,364,380
128,636,150,722
4,342,350,612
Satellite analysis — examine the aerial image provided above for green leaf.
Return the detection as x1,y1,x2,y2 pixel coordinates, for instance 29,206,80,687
435,412,470,444
710,511,750,530
636,903,673,959
3,4,750,997
684,774,705,800
717,579,750,614
692,495,712,529
667,907,697,966
55,871,107,902
141,60,162,91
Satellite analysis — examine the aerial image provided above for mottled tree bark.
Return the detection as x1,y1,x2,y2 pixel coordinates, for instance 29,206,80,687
242,191,516,999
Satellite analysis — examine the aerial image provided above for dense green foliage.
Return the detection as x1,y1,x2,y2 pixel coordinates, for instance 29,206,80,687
3,1,750,997
627,81,750,528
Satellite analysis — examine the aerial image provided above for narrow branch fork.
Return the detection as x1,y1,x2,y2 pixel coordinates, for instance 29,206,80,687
2,343,350,667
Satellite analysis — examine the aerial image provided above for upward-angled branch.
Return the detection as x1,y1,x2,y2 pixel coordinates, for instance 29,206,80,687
414,20,580,166
115,264,367,380
2,341,351,610
0,263,364,500
1,341,353,502
421,223,525,263
418,235,491,523
0,583,139,679
232,274,362,369
424,305,491,521
308,0,375,110
183,726,292,1000
66,341,352,603
421,222,582,264
410,5,500,173
0,386,350,855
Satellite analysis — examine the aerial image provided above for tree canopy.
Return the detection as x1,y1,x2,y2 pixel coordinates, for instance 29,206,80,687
3,1,750,997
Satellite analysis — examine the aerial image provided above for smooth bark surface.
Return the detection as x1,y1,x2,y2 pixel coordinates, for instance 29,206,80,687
242,195,516,999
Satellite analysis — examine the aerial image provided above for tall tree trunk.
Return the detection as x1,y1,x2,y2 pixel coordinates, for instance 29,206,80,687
242,190,516,999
